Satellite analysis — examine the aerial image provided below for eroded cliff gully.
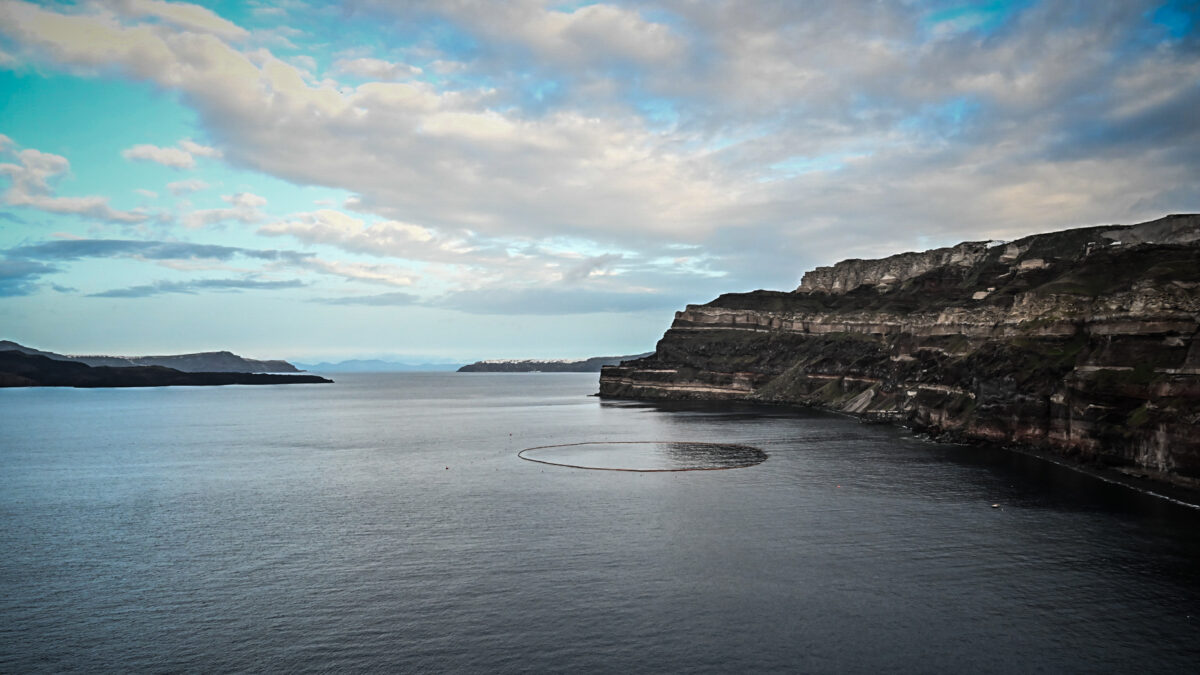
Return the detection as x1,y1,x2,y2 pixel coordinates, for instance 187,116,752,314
599,215,1200,487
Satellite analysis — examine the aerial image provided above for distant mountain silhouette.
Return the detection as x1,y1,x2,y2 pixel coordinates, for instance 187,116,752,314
0,340,300,373
0,350,331,388
295,359,462,373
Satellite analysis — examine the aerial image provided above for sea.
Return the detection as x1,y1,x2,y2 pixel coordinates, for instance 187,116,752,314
2,372,1198,673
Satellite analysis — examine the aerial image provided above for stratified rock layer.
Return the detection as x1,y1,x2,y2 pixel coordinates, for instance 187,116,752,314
600,215,1200,483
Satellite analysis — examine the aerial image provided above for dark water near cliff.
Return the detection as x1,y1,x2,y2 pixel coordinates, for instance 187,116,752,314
2,373,1199,673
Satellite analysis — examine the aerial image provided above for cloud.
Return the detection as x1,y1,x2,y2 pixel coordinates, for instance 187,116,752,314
5,237,421,290
560,253,623,283
178,139,222,158
113,0,249,41
259,209,438,256
0,258,57,296
332,57,422,81
314,291,420,306
122,143,196,169
258,208,641,291
0,144,149,224
431,287,688,315
356,1,685,68
122,139,222,169
0,1,736,245
167,178,210,195
183,192,268,228
1,0,1197,299
6,238,305,263
299,258,417,287
315,286,685,314
89,277,305,298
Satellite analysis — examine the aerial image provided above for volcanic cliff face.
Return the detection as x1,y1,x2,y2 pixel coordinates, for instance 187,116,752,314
600,215,1200,484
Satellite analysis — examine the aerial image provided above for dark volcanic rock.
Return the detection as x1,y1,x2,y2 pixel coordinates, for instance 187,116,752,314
599,214,1200,486
0,351,332,388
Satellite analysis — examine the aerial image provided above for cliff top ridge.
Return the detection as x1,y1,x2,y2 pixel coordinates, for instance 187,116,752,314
796,214,1199,296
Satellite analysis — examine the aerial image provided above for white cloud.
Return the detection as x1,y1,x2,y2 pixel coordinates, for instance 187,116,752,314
113,0,248,41
122,139,222,169
178,139,222,158
0,1,736,245
300,258,418,287
167,178,210,195
359,1,685,67
2,1,1196,296
333,57,422,81
0,144,149,224
183,192,268,228
122,143,196,169
259,209,439,257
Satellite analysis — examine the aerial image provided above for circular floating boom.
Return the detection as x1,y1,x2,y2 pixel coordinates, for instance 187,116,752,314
518,441,767,472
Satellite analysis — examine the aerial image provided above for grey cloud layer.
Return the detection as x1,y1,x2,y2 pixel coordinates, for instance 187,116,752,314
90,277,306,298
7,239,310,263
4,237,419,294
0,258,57,296
317,287,687,315
0,1,1195,295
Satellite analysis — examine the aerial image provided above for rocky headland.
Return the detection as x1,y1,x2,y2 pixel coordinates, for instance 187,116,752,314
0,350,332,388
599,214,1200,488
459,353,653,372
0,340,301,373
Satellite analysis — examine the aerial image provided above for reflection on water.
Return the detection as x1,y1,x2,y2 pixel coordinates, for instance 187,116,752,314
519,441,768,471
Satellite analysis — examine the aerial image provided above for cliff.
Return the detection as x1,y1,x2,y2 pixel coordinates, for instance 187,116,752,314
0,341,300,373
459,353,653,372
0,351,331,387
599,214,1200,486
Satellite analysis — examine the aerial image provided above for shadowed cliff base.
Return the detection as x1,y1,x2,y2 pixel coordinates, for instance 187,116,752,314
600,214,1200,493
0,351,332,387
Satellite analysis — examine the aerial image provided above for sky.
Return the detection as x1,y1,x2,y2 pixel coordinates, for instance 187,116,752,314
0,0,1197,362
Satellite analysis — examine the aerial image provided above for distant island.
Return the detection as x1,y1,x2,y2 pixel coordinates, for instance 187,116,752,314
0,340,300,373
0,350,331,388
458,353,652,373
295,359,462,373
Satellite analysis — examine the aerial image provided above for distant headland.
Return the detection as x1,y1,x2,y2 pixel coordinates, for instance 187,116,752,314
458,353,653,373
0,343,330,388
0,340,301,373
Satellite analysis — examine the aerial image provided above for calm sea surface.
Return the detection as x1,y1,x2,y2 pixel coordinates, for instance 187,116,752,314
2,373,1199,673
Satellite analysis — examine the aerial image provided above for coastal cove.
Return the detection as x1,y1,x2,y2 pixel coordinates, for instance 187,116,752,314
601,215,1200,490
3,373,1199,672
